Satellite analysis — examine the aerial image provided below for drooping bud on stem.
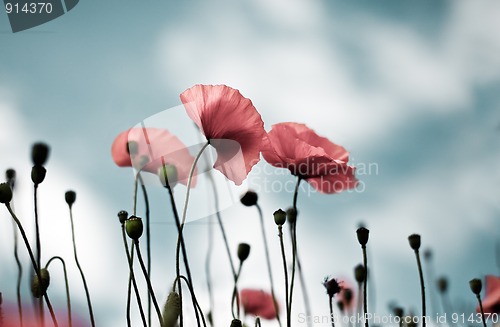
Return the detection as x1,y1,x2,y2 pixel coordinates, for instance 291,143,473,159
162,291,181,327
31,268,50,298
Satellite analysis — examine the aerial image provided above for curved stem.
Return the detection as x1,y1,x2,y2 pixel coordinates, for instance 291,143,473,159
10,201,24,327
174,275,207,327
34,184,44,326
137,173,152,327
476,294,487,327
68,205,95,327
134,240,163,327
231,263,243,320
356,283,362,327
5,204,59,327
175,142,209,327
329,297,336,327
45,256,72,327
278,225,290,327
256,203,281,327
362,248,368,327
288,177,302,325
121,225,147,327
414,250,426,327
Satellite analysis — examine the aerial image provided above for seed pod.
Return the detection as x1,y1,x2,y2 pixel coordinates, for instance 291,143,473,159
273,209,286,226
126,216,143,240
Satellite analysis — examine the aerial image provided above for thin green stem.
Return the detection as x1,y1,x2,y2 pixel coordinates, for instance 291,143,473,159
45,256,72,327
68,205,95,327
256,204,281,326
288,177,302,325
475,294,487,327
5,204,59,327
356,283,362,327
34,184,44,326
174,275,207,327
134,240,163,327
329,297,336,327
231,263,243,320
362,248,368,327
121,225,147,327
10,200,24,327
137,173,152,327
414,250,426,327
278,225,290,327
255,317,261,327
175,141,210,327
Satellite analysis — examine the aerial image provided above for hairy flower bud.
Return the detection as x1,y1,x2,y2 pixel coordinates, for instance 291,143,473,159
126,216,143,240
240,191,258,207
163,291,181,327
237,243,251,262
0,183,13,204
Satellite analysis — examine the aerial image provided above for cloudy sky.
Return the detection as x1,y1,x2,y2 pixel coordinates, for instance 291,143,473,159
1,1,499,326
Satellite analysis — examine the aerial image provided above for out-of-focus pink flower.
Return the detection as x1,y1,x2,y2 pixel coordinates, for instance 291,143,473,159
1,300,86,327
111,127,196,186
180,84,265,185
477,275,500,314
262,122,358,194
240,288,279,320
337,278,356,312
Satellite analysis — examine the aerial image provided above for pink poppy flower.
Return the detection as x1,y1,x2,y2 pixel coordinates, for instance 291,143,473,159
1,300,86,327
477,275,500,314
180,84,265,185
240,288,279,320
262,122,358,194
111,127,196,186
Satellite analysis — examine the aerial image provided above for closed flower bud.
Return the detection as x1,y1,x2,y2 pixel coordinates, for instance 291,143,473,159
323,277,341,298
31,165,46,185
230,319,243,327
237,243,251,262
31,268,50,298
6,169,16,189
126,216,143,240
117,210,128,225
0,183,13,204
158,164,178,188
286,207,297,224
408,234,421,251
31,142,50,166
240,191,258,207
65,190,76,207
356,227,369,247
437,277,448,294
127,141,139,156
469,278,482,295
162,291,181,327
274,209,286,226
354,264,366,284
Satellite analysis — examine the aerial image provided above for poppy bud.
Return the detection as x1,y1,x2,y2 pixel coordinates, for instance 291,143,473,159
323,277,341,298
127,141,139,156
126,216,143,240
5,169,16,189
117,210,128,225
240,191,258,207
354,264,366,284
31,165,46,185
408,234,421,251
273,209,286,226
65,190,76,207
230,319,243,327
0,183,13,204
31,268,50,298
237,243,251,262
356,227,369,247
158,164,178,188
286,207,297,224
469,278,482,295
437,277,448,294
393,307,404,318
31,142,50,166
162,291,181,327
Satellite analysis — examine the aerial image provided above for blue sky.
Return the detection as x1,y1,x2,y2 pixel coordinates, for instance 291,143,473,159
1,1,499,326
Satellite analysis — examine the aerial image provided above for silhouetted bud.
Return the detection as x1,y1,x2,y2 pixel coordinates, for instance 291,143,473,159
31,268,50,298
31,142,50,166
356,227,369,247
408,234,421,251
323,277,341,298
126,216,143,240
274,209,286,226
240,191,258,207
65,190,76,207
6,169,16,189
158,164,179,188
423,249,432,261
230,319,243,327
393,307,404,318
117,210,128,225
0,183,13,204
237,243,251,262
437,277,448,294
286,207,297,224
31,165,46,185
354,264,366,284
469,278,482,295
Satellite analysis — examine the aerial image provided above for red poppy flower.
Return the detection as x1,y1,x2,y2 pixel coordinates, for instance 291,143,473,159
262,122,358,194
477,275,500,314
180,84,265,185
1,300,86,327
240,288,279,320
111,127,196,186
